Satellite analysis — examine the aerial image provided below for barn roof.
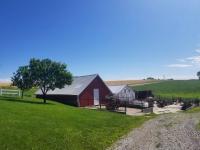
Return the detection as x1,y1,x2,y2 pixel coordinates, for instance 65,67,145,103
36,74,98,96
108,85,127,94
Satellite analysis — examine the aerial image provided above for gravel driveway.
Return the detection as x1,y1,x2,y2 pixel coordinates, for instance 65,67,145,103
109,112,200,150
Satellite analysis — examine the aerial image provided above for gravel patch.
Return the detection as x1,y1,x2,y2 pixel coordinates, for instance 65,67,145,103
109,112,200,150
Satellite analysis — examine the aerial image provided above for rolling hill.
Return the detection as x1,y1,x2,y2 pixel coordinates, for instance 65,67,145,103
133,80,200,99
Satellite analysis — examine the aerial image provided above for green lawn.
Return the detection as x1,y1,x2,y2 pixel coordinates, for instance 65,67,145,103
0,96,154,150
185,107,200,113
133,80,200,99
185,107,200,130
23,88,38,97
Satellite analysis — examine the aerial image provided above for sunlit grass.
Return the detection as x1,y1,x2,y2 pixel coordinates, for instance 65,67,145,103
133,80,200,99
0,96,154,150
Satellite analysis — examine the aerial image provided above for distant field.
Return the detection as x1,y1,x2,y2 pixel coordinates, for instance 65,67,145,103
0,82,11,88
105,80,160,86
133,80,200,99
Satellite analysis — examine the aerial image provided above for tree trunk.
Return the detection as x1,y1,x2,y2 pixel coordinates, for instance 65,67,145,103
43,94,47,104
21,90,24,99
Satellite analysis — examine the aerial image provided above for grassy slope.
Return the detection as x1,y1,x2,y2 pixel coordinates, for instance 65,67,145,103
0,96,154,150
185,107,200,113
185,107,200,129
24,88,38,97
133,80,200,99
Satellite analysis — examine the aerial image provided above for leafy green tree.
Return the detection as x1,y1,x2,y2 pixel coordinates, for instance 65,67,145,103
29,58,73,103
147,77,155,80
11,66,33,99
197,71,200,80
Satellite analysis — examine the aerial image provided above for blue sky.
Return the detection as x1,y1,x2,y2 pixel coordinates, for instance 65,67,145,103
1,0,200,81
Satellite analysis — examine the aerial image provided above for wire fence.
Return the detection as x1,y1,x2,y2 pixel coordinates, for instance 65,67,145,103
105,94,154,114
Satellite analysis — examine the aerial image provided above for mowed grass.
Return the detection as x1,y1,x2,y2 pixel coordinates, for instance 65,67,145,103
185,107,200,130
0,96,154,150
133,80,200,99
185,107,200,113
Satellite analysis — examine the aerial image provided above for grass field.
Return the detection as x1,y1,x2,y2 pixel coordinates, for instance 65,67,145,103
185,107,200,129
0,96,154,150
185,107,200,113
133,80,200,99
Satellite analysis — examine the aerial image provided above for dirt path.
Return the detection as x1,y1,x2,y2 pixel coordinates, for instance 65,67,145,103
109,112,200,150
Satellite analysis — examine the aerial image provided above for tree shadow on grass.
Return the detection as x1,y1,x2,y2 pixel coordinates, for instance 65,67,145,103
0,96,54,105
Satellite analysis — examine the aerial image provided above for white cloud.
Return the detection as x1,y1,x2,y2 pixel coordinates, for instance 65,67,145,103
195,48,200,53
167,49,200,68
167,64,192,68
186,56,200,64
176,59,186,62
166,75,197,80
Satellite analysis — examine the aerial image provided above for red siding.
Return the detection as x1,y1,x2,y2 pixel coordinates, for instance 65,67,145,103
79,76,111,107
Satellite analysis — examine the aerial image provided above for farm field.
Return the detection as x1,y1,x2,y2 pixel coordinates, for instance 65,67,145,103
132,80,200,99
105,79,160,86
0,96,154,150
0,82,11,88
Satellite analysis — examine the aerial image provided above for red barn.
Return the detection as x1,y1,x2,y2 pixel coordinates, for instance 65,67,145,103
36,74,111,107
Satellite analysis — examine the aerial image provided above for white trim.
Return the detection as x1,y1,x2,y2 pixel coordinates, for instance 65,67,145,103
0,89,21,96
77,95,80,107
93,89,100,105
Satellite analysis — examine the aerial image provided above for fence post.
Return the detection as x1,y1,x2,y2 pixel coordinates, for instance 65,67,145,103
125,101,127,115
19,90,21,97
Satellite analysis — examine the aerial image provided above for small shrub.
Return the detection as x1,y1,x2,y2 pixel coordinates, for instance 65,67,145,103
105,95,120,111
194,99,200,106
181,100,192,110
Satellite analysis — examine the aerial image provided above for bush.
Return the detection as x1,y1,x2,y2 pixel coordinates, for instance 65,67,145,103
194,99,200,106
105,95,120,111
155,96,181,107
181,100,192,110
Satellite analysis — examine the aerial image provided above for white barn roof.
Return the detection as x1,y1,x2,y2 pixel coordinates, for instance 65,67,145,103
36,74,98,96
108,85,127,94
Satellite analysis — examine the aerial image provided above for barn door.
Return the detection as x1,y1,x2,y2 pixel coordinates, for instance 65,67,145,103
93,89,99,105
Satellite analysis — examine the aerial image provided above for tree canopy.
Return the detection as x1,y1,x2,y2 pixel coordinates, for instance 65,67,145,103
147,77,155,80
197,71,200,80
12,58,73,103
29,58,73,103
11,66,33,98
